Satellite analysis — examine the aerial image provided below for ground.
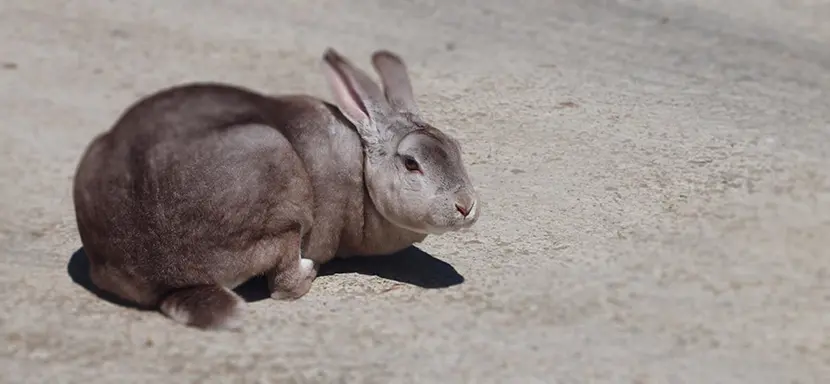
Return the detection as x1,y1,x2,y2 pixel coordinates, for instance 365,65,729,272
1,0,829,383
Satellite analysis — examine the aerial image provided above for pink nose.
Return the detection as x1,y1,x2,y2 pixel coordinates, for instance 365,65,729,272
455,200,474,217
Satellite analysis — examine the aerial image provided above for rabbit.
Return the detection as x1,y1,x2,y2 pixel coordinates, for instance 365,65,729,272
72,47,480,330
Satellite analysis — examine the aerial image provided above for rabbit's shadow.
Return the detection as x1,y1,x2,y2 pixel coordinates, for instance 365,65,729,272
67,246,464,308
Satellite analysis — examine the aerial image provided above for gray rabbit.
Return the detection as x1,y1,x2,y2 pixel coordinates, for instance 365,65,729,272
72,48,480,330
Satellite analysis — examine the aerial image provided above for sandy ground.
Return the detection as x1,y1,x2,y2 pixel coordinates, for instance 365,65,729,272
1,0,829,382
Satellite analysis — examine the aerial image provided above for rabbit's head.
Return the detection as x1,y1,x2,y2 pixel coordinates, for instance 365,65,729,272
322,48,479,234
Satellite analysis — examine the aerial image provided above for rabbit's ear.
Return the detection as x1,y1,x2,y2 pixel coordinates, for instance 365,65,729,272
322,48,391,144
371,50,420,115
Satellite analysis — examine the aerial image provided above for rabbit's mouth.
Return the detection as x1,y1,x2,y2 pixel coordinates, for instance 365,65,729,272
423,209,480,234
399,217,475,235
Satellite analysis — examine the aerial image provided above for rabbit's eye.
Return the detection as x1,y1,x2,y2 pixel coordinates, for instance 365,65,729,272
403,156,421,172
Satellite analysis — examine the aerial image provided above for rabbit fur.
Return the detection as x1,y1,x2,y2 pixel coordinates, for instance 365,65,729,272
72,48,480,330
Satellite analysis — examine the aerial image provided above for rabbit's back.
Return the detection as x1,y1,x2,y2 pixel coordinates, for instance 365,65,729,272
73,83,315,305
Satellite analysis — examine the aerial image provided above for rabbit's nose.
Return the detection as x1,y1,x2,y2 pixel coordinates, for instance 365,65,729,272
455,198,476,218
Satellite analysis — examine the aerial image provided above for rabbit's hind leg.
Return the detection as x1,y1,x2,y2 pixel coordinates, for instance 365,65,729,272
159,284,246,330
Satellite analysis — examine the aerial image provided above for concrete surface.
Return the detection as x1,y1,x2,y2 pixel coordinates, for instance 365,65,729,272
1,0,829,382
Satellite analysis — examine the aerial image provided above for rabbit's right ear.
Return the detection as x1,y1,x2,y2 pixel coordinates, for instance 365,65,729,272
322,48,392,146
371,50,420,116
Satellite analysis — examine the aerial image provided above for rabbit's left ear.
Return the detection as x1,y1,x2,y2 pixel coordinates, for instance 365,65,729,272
371,50,420,116
322,48,393,146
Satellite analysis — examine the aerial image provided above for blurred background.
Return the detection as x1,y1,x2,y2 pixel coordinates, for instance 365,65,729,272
1,0,829,382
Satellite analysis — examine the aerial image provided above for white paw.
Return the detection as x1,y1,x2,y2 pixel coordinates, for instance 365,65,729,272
299,258,314,273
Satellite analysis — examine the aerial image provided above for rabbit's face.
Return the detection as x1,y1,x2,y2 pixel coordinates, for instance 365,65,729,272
364,119,480,235
320,47,480,234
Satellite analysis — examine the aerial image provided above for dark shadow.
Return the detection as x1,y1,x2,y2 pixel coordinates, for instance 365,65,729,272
234,246,466,302
68,245,465,305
